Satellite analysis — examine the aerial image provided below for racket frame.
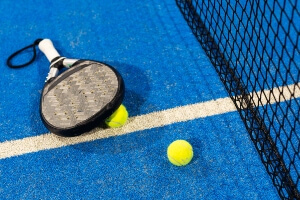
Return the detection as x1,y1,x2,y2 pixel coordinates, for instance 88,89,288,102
39,39,125,136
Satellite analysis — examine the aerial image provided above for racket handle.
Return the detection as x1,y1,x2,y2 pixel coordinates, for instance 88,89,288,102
38,39,60,62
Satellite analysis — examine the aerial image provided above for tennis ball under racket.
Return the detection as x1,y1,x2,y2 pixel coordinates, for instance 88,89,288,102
105,104,128,128
167,140,193,166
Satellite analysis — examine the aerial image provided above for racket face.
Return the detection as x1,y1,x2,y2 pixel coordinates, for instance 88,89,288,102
40,60,124,136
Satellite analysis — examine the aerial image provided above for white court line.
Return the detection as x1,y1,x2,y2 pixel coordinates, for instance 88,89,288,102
0,83,299,159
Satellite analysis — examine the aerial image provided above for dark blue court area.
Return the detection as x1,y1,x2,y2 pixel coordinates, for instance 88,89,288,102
1,0,295,199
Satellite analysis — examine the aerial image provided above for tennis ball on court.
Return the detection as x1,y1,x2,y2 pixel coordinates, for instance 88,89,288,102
105,104,128,128
167,140,193,166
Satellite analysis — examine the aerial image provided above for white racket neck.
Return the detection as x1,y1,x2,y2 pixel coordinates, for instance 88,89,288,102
39,39,79,82
46,58,79,82
63,58,79,67
38,39,60,62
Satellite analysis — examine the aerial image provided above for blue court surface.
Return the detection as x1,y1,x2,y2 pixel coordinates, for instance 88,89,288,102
0,0,282,199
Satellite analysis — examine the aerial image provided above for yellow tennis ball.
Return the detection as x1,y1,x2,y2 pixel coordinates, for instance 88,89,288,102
105,104,128,128
167,140,193,166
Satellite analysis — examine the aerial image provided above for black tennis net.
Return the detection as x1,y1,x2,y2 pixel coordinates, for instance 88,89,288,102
176,0,300,199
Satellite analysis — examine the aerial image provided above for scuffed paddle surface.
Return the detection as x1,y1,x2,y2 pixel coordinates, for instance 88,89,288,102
41,61,119,128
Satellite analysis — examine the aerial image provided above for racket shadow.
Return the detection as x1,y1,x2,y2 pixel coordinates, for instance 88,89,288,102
104,61,151,116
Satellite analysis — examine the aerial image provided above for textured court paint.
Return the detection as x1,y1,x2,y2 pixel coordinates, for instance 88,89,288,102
0,0,284,199
0,112,279,200
0,0,227,142
1,83,298,160
0,97,235,159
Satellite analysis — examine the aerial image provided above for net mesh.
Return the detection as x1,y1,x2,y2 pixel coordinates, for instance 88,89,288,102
175,0,300,199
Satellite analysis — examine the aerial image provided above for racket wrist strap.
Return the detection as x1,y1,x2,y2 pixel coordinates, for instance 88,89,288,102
6,39,43,68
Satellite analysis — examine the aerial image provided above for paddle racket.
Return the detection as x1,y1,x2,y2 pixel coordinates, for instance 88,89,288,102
7,39,125,137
